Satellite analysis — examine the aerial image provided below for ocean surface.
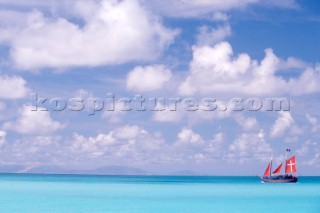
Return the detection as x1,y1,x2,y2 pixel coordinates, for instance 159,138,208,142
0,174,319,213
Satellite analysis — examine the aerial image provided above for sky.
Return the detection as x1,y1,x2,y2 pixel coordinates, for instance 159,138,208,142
0,0,320,175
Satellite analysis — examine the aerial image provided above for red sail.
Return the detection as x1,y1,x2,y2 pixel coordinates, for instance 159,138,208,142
272,163,283,175
263,163,271,176
285,156,297,174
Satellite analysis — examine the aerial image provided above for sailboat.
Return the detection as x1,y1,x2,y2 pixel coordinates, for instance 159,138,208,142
261,155,298,183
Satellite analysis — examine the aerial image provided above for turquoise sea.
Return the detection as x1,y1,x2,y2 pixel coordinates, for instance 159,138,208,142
0,174,319,213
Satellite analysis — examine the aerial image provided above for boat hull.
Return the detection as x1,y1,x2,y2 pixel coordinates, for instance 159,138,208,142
261,175,298,183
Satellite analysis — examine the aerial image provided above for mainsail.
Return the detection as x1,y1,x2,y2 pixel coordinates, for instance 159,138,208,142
272,163,283,175
263,162,271,177
285,156,296,174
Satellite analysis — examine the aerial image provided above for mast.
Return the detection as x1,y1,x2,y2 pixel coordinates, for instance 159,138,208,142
285,148,290,175
286,148,290,161
263,154,273,177
270,154,272,177
263,163,271,177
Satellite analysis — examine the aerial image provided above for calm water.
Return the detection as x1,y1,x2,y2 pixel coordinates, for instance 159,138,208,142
0,174,319,213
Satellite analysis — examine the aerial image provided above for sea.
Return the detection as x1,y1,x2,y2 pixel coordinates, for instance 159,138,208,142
0,174,319,213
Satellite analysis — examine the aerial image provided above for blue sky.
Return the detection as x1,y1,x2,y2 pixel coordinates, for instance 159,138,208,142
0,0,320,175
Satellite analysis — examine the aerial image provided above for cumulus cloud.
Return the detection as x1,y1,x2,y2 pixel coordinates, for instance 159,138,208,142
0,9,28,30
228,131,272,163
126,65,172,92
212,12,229,22
1,0,299,20
3,105,64,135
296,140,317,157
0,135,64,166
0,125,225,168
305,153,320,166
177,128,202,143
0,0,59,8
0,75,29,99
144,0,258,18
196,25,231,46
113,125,147,140
144,0,298,18
71,132,116,156
1,123,316,173
258,129,265,140
1,0,178,70
0,130,6,146
172,128,206,161
152,99,233,123
3,123,303,175
306,113,320,133
0,102,6,111
178,41,318,97
102,101,127,123
270,111,294,138
70,125,166,164
234,114,258,131
170,128,223,162
153,111,183,123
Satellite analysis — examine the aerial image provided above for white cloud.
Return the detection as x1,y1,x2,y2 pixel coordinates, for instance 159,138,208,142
178,41,319,97
0,0,57,7
306,113,317,126
71,132,115,155
126,65,172,92
3,105,64,135
144,0,259,18
73,89,91,100
258,129,265,140
1,0,178,70
288,125,303,137
0,130,6,146
234,114,258,131
196,25,231,46
288,68,320,96
0,75,29,99
228,132,272,163
0,9,29,29
278,57,308,70
212,12,229,22
179,42,257,96
306,113,320,133
177,128,202,144
153,109,185,122
0,126,223,170
171,128,223,162
187,101,232,124
0,135,64,165
144,0,298,18
316,63,320,72
102,102,126,123
152,99,232,124
72,89,125,123
1,0,299,20
270,111,294,138
69,125,166,164
113,125,147,140
296,140,316,157
0,125,223,167
0,102,6,111
304,153,320,166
